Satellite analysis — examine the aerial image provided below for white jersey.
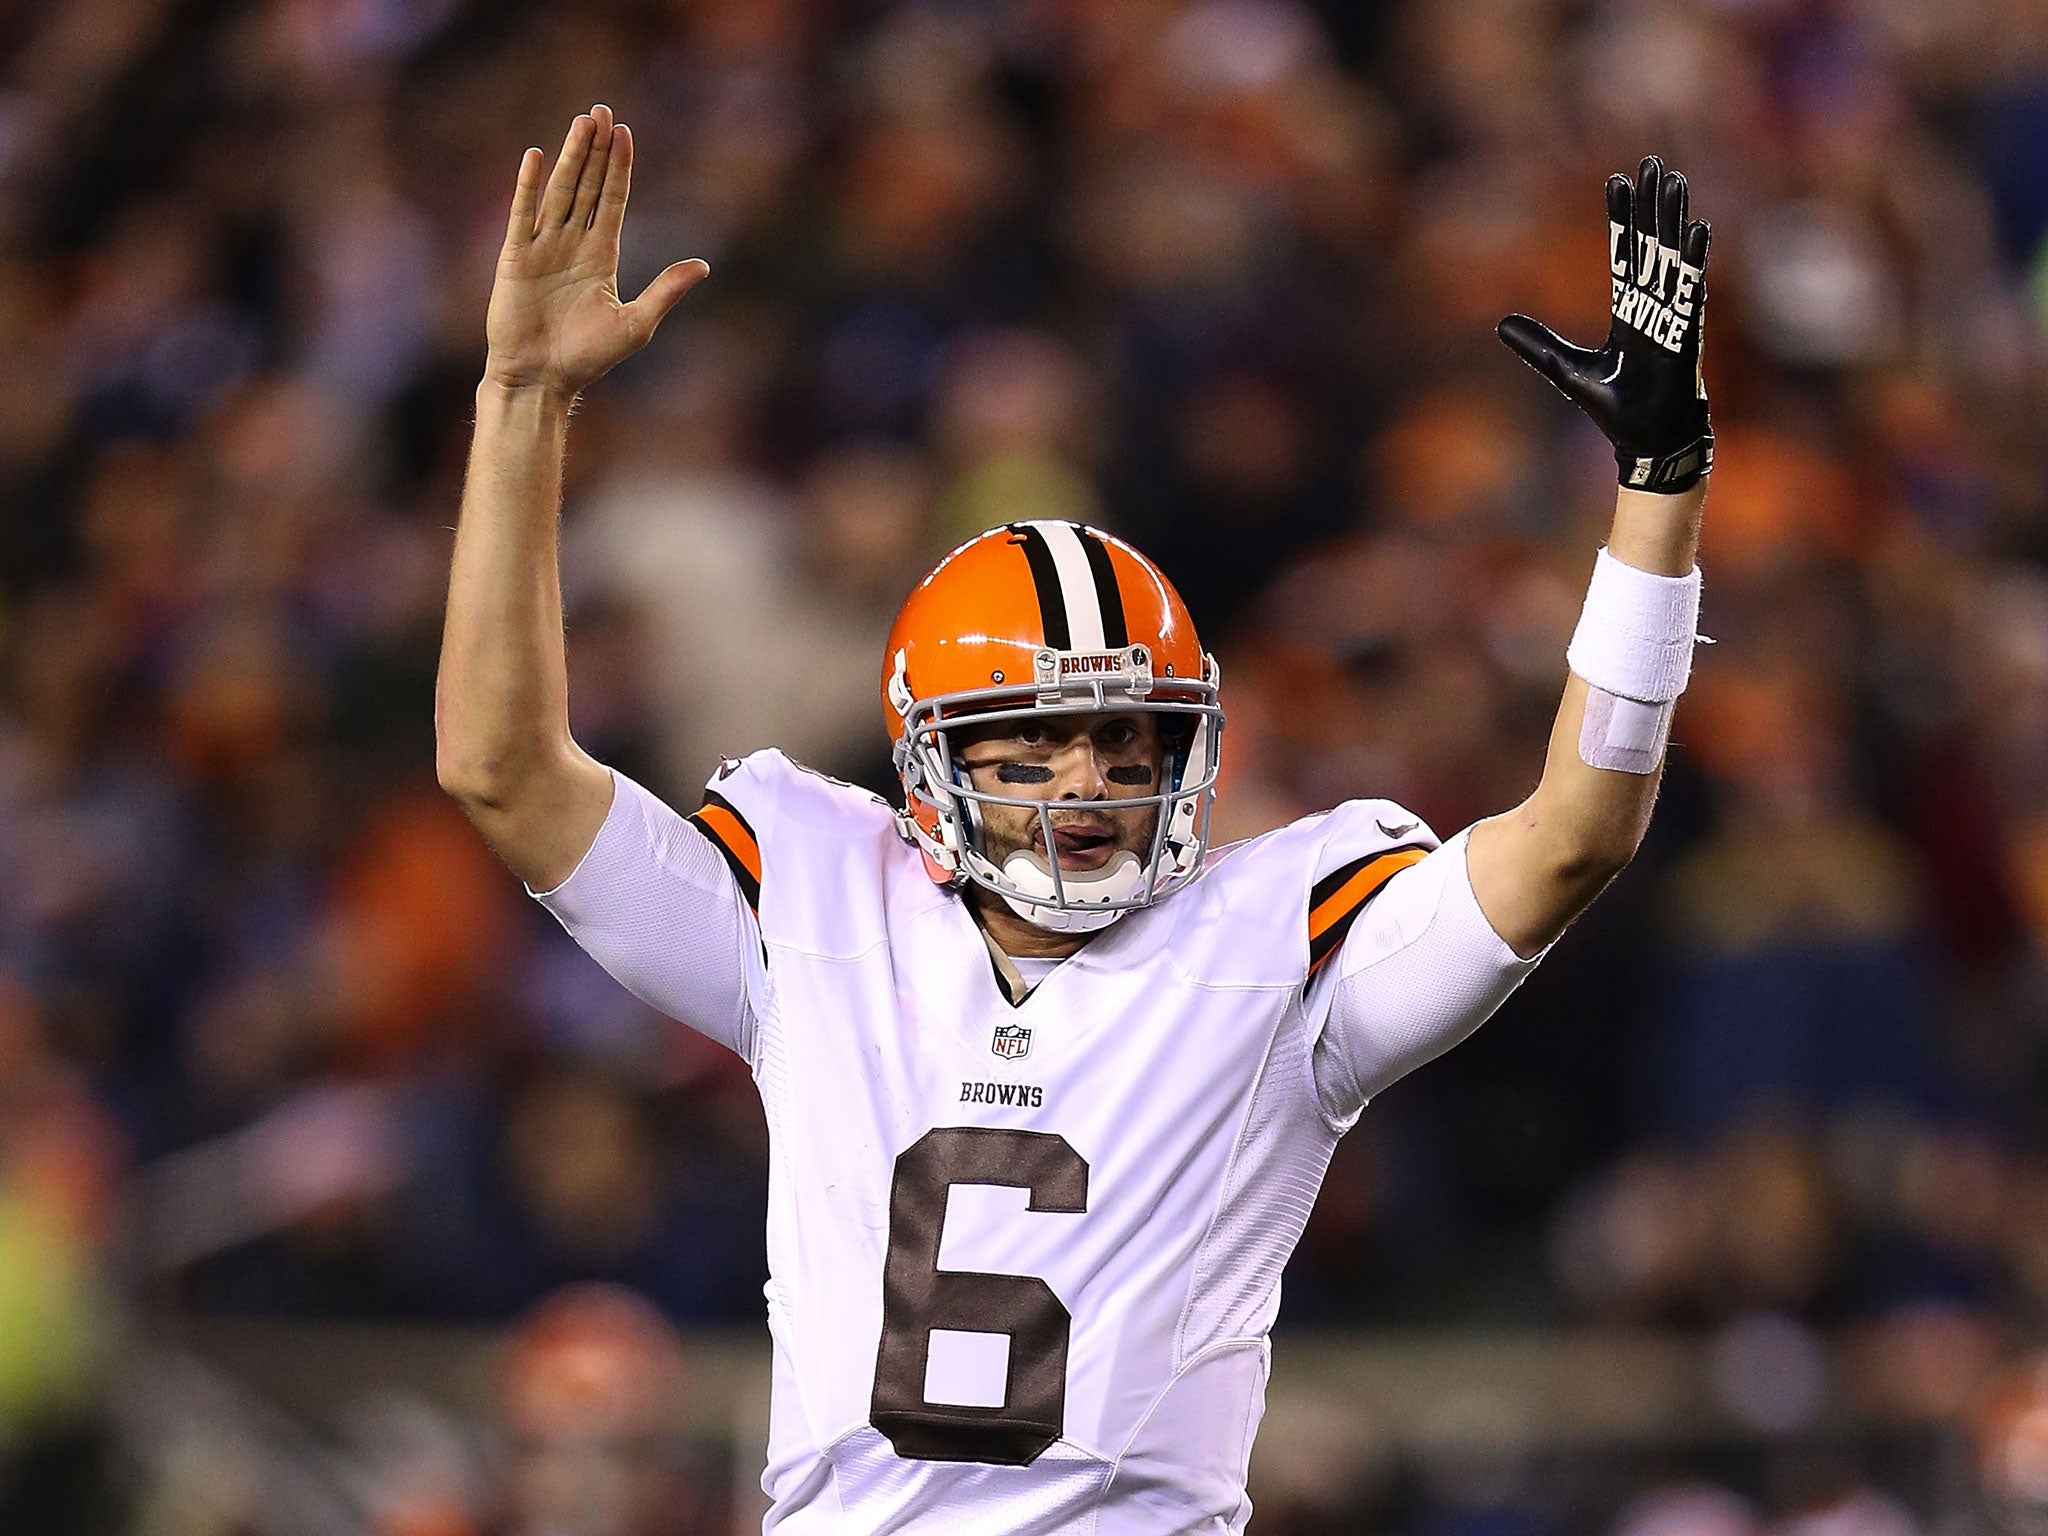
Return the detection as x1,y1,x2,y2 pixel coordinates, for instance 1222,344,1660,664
535,750,1540,1535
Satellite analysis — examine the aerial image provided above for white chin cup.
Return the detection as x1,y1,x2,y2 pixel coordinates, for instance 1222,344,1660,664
997,847,1144,933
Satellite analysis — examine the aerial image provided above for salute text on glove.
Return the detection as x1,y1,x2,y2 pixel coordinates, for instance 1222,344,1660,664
1612,216,1702,355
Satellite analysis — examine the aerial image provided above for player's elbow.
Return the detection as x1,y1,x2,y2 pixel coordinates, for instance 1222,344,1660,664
1550,833,1639,895
434,720,484,805
436,753,503,806
1513,797,1644,898
1498,833,1636,949
1558,805,1648,884
433,691,557,808
1562,805,1646,877
434,726,543,808
435,744,512,807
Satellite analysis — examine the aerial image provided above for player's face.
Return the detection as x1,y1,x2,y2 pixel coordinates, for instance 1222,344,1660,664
955,712,1166,875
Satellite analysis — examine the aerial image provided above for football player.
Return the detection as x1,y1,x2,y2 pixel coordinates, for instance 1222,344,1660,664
438,104,1714,1534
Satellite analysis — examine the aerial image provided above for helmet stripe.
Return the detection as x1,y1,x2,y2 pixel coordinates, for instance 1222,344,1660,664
1031,520,1107,650
1007,523,1072,650
1009,521,1130,653
1077,528,1129,649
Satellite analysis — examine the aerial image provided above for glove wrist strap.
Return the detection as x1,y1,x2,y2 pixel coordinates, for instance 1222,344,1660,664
1617,431,1713,494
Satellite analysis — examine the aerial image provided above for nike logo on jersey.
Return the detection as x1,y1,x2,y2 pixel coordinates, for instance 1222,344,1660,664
1376,817,1418,838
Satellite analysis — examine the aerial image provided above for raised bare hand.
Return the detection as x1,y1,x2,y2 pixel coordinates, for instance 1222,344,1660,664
484,104,709,396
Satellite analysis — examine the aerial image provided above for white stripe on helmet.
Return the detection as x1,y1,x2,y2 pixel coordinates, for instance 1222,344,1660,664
1028,520,1107,651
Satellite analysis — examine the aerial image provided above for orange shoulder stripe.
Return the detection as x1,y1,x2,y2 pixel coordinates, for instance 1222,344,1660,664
688,792,762,911
1307,845,1430,974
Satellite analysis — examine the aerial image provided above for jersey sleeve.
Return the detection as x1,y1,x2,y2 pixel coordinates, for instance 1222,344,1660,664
528,761,774,1066
1305,824,1544,1124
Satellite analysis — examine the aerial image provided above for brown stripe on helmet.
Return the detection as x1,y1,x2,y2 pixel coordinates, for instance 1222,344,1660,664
1007,523,1071,651
1078,527,1129,650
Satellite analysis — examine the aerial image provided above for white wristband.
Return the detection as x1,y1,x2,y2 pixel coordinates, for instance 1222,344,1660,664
1565,547,1701,704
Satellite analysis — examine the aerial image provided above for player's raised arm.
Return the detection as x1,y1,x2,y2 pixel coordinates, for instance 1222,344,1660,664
1467,155,1713,957
435,105,709,890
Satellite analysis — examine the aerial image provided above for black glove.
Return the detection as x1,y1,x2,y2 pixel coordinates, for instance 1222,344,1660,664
1499,155,1713,494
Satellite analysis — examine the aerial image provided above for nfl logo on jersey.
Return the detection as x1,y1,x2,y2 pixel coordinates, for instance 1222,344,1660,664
991,1022,1032,1060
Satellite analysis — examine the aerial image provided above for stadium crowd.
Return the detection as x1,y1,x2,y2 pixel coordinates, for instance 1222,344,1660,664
0,0,2046,1530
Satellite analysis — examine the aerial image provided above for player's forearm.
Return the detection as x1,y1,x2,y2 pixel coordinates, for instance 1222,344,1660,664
435,379,581,803
1468,482,1704,955
1534,483,1704,874
1522,482,1705,876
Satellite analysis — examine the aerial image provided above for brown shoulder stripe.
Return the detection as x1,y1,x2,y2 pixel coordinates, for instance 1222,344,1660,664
1307,844,1431,975
689,790,762,913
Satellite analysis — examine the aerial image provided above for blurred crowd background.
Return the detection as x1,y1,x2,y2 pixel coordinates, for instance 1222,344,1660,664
2,0,2048,1531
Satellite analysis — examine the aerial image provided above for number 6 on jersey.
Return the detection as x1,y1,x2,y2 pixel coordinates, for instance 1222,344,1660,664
870,1128,1091,1465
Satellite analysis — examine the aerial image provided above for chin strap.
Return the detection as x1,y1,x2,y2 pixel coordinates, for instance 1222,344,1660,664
995,848,1144,933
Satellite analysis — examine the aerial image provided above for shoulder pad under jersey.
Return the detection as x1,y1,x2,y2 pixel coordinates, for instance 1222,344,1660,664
1168,798,1439,987
689,750,906,958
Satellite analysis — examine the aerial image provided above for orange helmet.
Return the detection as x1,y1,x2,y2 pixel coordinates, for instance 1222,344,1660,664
881,521,1223,932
